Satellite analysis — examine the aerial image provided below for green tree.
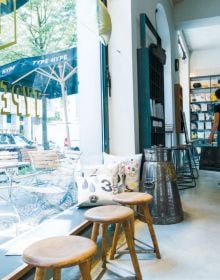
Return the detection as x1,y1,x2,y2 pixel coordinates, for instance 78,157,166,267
0,0,77,64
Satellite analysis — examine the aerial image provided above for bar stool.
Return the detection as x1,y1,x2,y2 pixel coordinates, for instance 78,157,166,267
22,236,97,280
110,192,161,259
171,145,197,189
84,205,142,280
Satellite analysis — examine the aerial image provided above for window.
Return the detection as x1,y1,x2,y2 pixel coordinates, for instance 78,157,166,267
0,0,78,150
0,0,108,245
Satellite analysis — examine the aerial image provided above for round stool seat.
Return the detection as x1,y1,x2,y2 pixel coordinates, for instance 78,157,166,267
113,192,153,205
84,205,133,223
23,236,97,268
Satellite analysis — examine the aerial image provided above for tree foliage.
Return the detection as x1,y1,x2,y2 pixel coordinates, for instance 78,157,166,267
0,0,77,65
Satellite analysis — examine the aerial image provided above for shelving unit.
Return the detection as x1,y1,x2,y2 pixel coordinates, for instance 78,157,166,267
137,13,165,152
149,50,165,146
189,74,219,146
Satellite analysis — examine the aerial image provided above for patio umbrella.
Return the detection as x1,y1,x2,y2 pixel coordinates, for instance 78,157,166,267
0,47,78,149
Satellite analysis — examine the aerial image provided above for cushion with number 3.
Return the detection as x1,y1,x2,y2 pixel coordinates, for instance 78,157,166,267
76,163,120,207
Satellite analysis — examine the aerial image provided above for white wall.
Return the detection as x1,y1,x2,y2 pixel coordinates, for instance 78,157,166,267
190,48,220,76
108,0,177,154
107,0,135,155
156,3,174,146
178,32,190,141
76,0,179,158
77,0,103,164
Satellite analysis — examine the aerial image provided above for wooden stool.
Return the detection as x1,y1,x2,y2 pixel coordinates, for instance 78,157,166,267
111,192,161,259
84,205,142,280
22,236,97,280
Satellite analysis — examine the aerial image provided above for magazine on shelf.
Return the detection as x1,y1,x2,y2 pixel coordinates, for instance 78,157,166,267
206,93,211,101
191,122,197,130
207,104,214,112
205,122,212,130
191,131,197,139
191,113,198,121
198,113,205,121
205,112,213,121
198,122,204,130
191,93,208,102
197,131,204,139
205,131,211,139
191,104,201,112
201,103,207,111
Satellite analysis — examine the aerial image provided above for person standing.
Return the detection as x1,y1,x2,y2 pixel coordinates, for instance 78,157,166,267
208,88,220,146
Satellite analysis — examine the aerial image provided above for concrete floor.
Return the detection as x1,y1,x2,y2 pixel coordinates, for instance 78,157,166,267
22,170,220,280
100,170,220,280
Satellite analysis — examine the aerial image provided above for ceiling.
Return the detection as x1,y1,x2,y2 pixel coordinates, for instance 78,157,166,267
182,24,220,51
172,0,220,52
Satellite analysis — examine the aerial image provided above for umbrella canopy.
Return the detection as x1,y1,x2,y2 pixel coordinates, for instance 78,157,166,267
0,47,78,148
0,47,78,99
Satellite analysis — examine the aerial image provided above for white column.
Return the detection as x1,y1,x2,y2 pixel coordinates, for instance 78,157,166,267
77,0,103,164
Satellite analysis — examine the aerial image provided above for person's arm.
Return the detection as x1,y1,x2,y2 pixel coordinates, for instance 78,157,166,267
208,112,219,143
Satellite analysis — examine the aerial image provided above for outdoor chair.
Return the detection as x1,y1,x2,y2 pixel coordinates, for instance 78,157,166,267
0,150,20,198
19,149,81,210
28,150,59,171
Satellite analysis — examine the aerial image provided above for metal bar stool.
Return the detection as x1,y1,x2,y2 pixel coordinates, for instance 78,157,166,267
22,236,97,280
110,192,161,259
171,146,197,189
84,205,142,280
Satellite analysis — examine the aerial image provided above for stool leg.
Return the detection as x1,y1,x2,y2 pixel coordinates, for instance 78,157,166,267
101,224,108,268
53,268,61,280
130,207,135,238
34,267,46,280
109,223,121,260
79,259,92,280
142,203,161,259
91,222,100,242
122,219,142,280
